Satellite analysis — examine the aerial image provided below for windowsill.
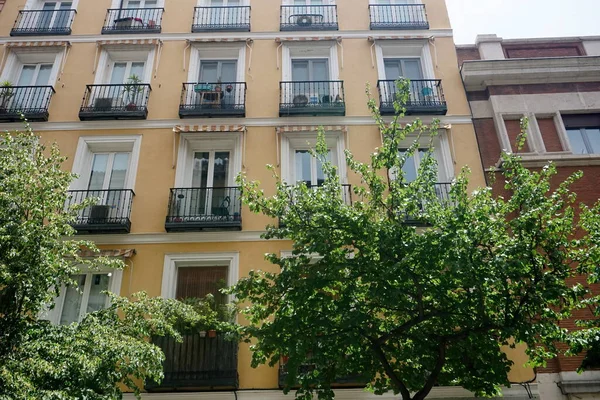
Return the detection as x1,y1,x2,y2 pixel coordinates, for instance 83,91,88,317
495,152,600,168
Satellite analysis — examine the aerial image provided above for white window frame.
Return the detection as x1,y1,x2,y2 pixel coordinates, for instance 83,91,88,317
197,0,250,5
95,47,155,85
44,267,123,325
282,0,335,4
24,0,80,11
161,252,239,303
70,135,142,191
280,131,347,185
0,49,63,87
174,132,242,188
374,40,435,82
372,0,421,4
392,132,454,183
282,41,339,82
187,44,246,85
110,0,164,8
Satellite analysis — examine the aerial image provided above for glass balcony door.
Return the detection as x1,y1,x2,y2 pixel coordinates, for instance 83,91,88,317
193,60,238,108
383,58,423,103
59,273,110,324
12,63,53,110
206,0,241,27
37,1,72,31
86,152,131,221
291,59,330,105
188,151,232,218
294,149,331,187
119,0,158,26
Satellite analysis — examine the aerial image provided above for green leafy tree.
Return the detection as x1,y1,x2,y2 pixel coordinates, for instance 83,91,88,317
0,124,224,399
231,80,600,400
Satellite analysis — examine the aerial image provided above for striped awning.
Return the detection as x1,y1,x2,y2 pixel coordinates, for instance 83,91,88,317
276,36,341,43
5,40,70,48
188,38,250,43
368,35,430,41
78,248,136,258
174,124,246,133
98,39,160,46
276,125,347,134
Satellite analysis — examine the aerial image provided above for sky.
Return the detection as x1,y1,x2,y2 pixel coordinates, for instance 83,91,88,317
446,0,600,45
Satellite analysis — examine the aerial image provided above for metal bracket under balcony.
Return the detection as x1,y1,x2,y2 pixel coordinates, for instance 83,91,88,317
377,80,447,116
79,84,151,121
192,6,250,32
0,86,55,122
179,82,246,118
280,5,338,31
101,8,164,34
165,187,242,232
369,4,429,30
67,189,135,234
146,333,239,391
11,9,76,36
279,81,345,116
402,183,453,226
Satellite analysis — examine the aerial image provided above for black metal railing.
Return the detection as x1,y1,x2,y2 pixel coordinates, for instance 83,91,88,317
377,80,447,115
179,82,246,118
101,8,164,34
146,333,239,390
280,81,345,116
192,6,250,32
0,86,55,122
403,182,453,225
66,189,135,234
279,184,352,228
79,84,151,120
278,362,366,388
165,187,242,232
11,9,76,36
280,5,338,31
369,4,429,30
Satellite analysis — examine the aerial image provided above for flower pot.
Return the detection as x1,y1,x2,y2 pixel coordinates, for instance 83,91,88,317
126,103,137,111
199,330,207,338
208,329,217,338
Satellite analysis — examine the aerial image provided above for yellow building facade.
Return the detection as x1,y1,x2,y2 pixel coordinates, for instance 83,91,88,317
0,1,530,398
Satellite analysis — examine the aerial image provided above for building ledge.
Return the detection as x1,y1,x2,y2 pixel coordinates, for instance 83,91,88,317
493,152,600,169
461,56,600,91
559,380,600,394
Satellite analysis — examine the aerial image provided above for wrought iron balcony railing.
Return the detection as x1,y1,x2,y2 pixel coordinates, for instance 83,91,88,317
146,333,239,391
0,86,55,122
179,82,246,118
165,187,242,232
377,80,447,115
67,189,135,234
78,83,151,121
402,182,453,226
192,6,250,32
278,184,352,228
101,8,164,34
278,360,367,389
11,9,76,36
280,5,338,31
369,4,429,30
279,81,345,116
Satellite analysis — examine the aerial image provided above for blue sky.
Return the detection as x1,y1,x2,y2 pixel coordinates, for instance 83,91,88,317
446,0,600,44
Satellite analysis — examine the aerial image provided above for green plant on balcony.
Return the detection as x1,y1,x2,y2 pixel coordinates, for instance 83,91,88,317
178,292,238,339
122,74,144,111
0,81,14,112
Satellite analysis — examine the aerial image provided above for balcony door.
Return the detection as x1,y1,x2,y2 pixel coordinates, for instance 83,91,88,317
100,61,145,107
37,1,72,31
58,273,111,324
187,150,232,218
195,60,238,107
12,63,52,110
206,0,241,27
383,58,423,103
294,149,331,187
120,0,158,25
86,152,131,222
291,59,329,105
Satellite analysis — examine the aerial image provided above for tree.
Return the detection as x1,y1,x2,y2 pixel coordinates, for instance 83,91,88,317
231,80,600,400
0,124,223,399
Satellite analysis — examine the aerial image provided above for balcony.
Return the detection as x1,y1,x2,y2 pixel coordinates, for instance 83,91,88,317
279,184,352,228
146,333,238,391
192,6,250,32
369,4,429,30
403,182,452,226
11,9,76,36
377,80,447,115
0,86,55,122
279,81,345,116
179,82,246,118
78,84,151,121
101,8,164,34
165,187,242,232
278,362,366,389
280,5,338,31
67,189,135,234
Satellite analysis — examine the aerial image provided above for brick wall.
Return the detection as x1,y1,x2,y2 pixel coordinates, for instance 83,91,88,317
473,118,501,172
456,47,481,66
503,42,586,59
537,118,563,152
504,119,530,153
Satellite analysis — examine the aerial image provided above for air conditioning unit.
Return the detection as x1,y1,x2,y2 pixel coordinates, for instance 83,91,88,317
89,205,110,221
295,14,313,27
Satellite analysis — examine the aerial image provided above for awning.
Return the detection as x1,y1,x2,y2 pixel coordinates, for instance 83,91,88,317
78,249,136,258
368,35,431,41
276,125,347,134
276,36,341,43
188,38,250,43
174,124,246,133
5,40,70,48
98,39,160,46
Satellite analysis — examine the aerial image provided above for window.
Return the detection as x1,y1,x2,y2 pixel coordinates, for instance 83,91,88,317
199,60,237,82
187,44,246,86
566,128,600,155
43,269,123,325
374,41,434,82
397,148,428,182
95,47,154,85
384,58,422,80
295,150,331,186
36,1,73,30
389,135,454,184
125,0,157,7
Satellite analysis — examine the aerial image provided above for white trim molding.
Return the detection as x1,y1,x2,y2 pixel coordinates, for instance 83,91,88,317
70,230,283,245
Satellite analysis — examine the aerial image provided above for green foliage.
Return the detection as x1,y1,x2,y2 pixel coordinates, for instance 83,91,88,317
231,79,600,400
0,123,226,399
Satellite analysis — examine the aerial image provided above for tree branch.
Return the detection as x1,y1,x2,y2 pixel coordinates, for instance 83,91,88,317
413,340,446,400
368,336,412,400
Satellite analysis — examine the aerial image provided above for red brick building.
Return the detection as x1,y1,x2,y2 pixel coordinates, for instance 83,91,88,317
458,34,600,400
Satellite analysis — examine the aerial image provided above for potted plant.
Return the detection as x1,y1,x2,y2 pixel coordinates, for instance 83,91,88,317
122,74,144,111
0,81,14,112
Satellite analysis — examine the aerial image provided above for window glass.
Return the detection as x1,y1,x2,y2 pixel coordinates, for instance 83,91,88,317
567,129,588,154
86,274,110,314
213,151,230,188
35,65,53,86
192,152,210,187
315,151,331,186
17,66,36,86
108,153,129,190
586,128,600,154
59,275,86,325
88,154,109,190
129,62,145,80
295,150,312,185
110,63,127,85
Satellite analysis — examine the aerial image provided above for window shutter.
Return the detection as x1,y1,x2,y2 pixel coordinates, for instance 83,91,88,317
175,266,228,302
